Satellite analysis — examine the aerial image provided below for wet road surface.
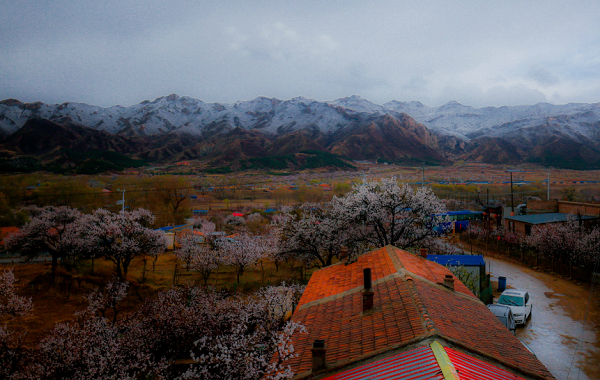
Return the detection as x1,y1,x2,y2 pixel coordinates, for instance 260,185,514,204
486,256,600,380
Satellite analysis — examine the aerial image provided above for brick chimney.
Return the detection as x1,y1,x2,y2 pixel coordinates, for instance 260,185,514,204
363,268,374,311
420,247,428,258
443,274,455,290
311,340,327,371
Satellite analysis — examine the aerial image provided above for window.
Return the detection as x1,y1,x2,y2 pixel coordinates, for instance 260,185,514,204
498,294,524,307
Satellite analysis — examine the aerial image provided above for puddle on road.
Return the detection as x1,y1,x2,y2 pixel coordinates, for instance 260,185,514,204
486,256,600,380
545,292,566,298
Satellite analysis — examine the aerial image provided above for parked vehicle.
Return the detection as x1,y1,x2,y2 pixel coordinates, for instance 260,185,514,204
496,289,532,325
487,304,516,333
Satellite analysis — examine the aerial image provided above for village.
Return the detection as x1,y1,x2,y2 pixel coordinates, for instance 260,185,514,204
0,164,599,379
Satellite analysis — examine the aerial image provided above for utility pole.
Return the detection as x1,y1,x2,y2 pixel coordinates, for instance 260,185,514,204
117,188,125,213
421,163,425,187
510,172,514,215
547,169,551,201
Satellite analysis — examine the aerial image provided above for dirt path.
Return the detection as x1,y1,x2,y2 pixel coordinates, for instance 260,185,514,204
485,256,600,380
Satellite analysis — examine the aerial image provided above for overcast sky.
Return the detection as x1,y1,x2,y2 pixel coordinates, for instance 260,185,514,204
2,0,599,108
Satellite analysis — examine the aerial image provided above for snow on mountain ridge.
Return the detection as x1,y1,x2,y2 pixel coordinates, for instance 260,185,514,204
1,95,599,143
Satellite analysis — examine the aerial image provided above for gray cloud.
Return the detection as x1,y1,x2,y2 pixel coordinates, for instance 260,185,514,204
1,1,600,107
527,65,560,87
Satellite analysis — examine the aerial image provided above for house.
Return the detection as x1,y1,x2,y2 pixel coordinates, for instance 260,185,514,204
193,209,209,216
504,213,598,236
279,246,554,379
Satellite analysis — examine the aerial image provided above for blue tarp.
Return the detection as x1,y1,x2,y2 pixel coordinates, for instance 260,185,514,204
427,254,485,267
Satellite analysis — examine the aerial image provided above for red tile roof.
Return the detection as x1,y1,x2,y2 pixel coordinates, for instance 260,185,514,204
285,245,555,380
289,277,427,375
298,247,397,308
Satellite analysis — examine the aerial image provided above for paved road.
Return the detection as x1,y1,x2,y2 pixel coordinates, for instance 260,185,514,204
486,256,599,380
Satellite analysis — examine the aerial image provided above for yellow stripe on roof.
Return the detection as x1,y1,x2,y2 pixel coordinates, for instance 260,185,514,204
431,340,460,380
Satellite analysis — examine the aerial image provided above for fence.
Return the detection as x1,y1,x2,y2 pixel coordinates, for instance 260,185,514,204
460,235,597,283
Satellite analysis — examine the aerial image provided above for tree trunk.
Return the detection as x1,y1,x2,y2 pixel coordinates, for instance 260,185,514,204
50,254,59,283
115,262,123,279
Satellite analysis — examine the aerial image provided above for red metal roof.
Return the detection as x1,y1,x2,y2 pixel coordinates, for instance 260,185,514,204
446,347,525,380
322,346,444,380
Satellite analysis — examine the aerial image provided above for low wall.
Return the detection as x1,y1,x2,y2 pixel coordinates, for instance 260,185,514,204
558,201,600,216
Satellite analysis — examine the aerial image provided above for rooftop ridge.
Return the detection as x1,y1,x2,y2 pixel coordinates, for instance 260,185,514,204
404,275,437,334
296,272,403,311
384,245,405,271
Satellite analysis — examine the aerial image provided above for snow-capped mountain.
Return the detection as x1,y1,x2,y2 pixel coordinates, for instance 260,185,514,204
382,100,600,142
2,94,600,169
0,95,363,137
3,95,599,143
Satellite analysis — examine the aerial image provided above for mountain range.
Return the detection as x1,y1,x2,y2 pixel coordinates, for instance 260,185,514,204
1,95,600,171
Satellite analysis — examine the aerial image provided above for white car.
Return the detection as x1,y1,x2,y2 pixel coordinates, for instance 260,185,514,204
496,289,532,325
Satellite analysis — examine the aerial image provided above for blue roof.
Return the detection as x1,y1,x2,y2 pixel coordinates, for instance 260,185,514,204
427,254,485,266
504,213,598,225
156,224,188,231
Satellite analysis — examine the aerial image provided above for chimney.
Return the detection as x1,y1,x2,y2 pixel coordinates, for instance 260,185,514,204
420,247,428,258
443,274,455,290
363,268,374,311
311,340,327,371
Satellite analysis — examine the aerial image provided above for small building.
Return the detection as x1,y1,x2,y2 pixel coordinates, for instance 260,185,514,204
193,209,208,216
427,254,491,304
505,213,599,236
156,223,194,250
